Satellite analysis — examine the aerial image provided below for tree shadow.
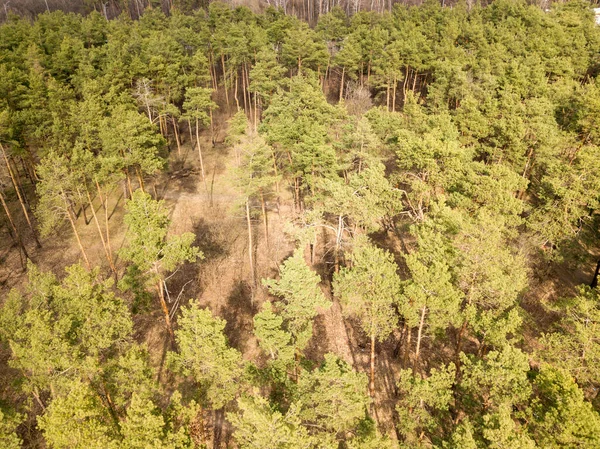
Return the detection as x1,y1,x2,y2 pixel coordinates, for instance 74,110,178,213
305,313,330,363
221,281,256,354
192,218,228,263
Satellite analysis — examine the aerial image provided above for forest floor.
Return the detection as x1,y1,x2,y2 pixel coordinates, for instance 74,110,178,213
0,118,597,446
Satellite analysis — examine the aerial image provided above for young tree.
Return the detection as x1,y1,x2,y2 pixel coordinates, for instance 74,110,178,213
229,396,316,449
262,248,331,380
167,302,244,410
395,364,456,446
333,237,401,399
99,105,165,196
120,190,201,340
35,151,91,269
296,353,370,437
182,86,217,188
399,224,462,370
0,408,21,449
0,263,132,401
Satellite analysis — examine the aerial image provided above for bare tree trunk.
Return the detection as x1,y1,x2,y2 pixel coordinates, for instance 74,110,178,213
135,167,145,193
195,118,208,191
246,198,255,290
65,200,91,270
234,73,240,111
392,74,397,111
1,143,41,247
335,214,343,273
86,187,116,275
369,333,376,400
339,67,345,102
172,117,182,157
221,54,230,109
260,190,269,247
0,190,28,269
413,306,427,372
157,278,175,341
96,180,114,269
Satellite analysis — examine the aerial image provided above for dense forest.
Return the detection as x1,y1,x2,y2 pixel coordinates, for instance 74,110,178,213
2,0,600,447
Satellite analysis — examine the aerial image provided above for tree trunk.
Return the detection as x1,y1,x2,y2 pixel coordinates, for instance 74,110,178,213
172,116,182,157
96,180,114,271
65,199,91,270
260,190,269,247
135,167,145,193
339,67,345,102
221,54,230,109
335,214,343,273
195,118,208,191
157,278,175,341
414,306,427,372
0,189,28,269
369,333,376,400
1,144,41,247
246,198,256,290
86,187,116,275
392,74,397,111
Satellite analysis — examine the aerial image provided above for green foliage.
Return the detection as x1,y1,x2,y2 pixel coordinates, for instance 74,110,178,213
396,364,456,445
262,249,331,355
229,395,322,449
296,353,370,435
333,237,401,342
529,366,600,448
1,263,132,396
0,407,22,449
38,380,118,449
168,302,244,409
120,190,201,278
539,285,600,395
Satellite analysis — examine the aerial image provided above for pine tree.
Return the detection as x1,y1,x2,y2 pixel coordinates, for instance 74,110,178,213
182,86,217,187
167,302,244,409
333,237,401,399
120,190,201,340
262,248,331,379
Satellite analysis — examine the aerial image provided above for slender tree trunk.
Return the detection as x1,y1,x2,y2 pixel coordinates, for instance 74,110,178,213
1,144,41,247
392,74,397,111
65,199,91,270
246,198,255,290
86,187,116,275
335,214,343,273
404,327,412,367
260,190,269,247
196,119,208,191
403,65,410,105
172,117,182,156
0,190,28,269
221,54,230,109
241,66,248,112
414,306,427,372
412,70,418,92
369,333,376,400
234,73,240,111
157,278,175,341
135,167,145,193
96,180,114,269
188,119,194,149
339,67,345,102
386,78,390,111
